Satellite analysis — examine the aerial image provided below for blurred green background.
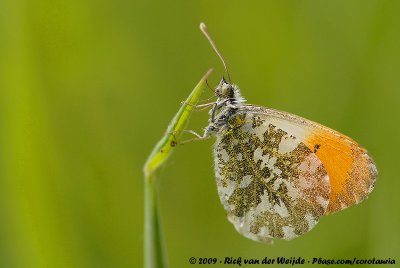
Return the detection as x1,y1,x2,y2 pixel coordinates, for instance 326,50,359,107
1,0,399,267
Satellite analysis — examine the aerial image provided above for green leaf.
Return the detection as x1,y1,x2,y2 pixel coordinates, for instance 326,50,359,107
143,68,213,178
143,69,213,268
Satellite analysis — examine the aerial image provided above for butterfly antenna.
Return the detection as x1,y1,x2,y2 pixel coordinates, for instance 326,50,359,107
200,22,231,82
205,79,213,92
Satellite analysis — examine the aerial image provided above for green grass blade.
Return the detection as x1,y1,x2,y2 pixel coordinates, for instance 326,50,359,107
143,68,213,178
143,69,213,268
144,173,166,268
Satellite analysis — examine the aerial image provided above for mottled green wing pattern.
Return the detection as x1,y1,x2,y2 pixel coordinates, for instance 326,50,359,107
213,112,330,243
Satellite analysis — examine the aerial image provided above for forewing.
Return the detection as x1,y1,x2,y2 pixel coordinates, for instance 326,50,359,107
242,105,377,214
214,111,330,242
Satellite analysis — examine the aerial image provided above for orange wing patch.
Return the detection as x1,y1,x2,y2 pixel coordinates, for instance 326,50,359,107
305,129,377,214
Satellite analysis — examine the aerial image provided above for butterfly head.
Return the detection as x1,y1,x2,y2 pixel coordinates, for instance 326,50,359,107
215,77,234,98
215,77,246,107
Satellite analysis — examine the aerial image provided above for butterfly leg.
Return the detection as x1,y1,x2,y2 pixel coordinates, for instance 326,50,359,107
167,129,211,146
178,132,212,145
180,101,215,111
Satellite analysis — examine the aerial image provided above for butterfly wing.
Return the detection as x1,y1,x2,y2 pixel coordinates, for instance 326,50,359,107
213,105,377,242
242,105,377,215
214,109,331,242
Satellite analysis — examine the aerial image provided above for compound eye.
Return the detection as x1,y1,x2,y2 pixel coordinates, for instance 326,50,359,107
221,84,232,96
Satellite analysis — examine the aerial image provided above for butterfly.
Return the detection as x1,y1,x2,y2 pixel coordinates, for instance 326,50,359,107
194,23,377,243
